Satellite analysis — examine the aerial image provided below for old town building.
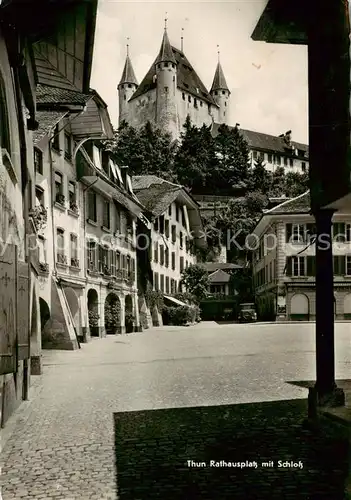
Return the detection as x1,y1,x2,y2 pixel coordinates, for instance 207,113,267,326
252,191,351,321
0,0,99,426
132,175,205,297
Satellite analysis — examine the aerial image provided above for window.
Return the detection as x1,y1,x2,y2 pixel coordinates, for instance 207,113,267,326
222,90,225,95
188,95,191,103
56,228,65,263
164,62,168,68
124,95,126,101
55,172,64,204
87,240,97,271
160,245,165,266
276,155,281,165
171,278,175,294
68,181,77,211
154,218,159,231
289,158,294,167
35,186,44,206
253,151,258,160
346,224,351,242
171,224,176,243
159,215,165,234
284,157,288,166
215,91,218,96
160,274,165,292
346,256,351,276
165,248,169,268
286,223,306,244
200,101,203,107
172,252,176,270
0,72,11,154
301,162,306,172
333,223,346,243
103,200,110,229
292,256,305,276
175,207,179,222
34,148,43,174
224,102,227,107
154,272,159,291
333,255,346,275
194,98,197,108
70,234,78,266
180,231,183,249
182,92,185,100
115,208,121,233
168,204,172,216
267,153,272,163
154,243,159,263
180,256,184,272
165,219,170,238
87,191,97,222
165,276,170,294
52,124,60,151
128,83,132,88
164,86,169,93
64,132,72,160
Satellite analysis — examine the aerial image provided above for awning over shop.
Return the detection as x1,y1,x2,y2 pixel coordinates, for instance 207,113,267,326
164,295,189,307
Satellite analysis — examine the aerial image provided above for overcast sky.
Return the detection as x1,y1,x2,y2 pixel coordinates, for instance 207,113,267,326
91,0,308,144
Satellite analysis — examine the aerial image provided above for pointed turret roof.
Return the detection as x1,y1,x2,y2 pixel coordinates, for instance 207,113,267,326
119,54,138,86
210,61,229,92
156,29,177,65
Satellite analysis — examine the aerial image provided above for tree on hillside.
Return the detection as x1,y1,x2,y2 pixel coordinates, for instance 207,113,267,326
173,115,217,192
248,156,271,195
210,124,251,195
104,121,178,182
285,171,309,197
268,166,286,197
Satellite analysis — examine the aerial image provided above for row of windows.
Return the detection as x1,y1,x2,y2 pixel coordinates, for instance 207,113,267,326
52,124,73,161
286,255,351,277
252,151,307,171
154,273,179,294
87,190,132,235
254,260,276,288
86,240,135,279
54,172,77,211
56,230,79,267
153,244,189,271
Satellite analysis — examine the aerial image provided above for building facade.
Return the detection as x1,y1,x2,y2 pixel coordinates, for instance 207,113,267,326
252,192,351,321
132,175,206,297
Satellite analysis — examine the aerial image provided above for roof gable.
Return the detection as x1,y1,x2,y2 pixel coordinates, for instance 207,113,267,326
208,269,231,283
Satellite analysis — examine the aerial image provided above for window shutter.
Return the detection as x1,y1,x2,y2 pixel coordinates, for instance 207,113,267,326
340,255,346,276
0,244,17,374
286,257,292,276
286,224,292,243
306,256,314,276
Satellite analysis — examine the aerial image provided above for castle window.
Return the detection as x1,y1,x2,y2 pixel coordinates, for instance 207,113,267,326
172,63,175,69
222,91,225,95
225,102,227,107
128,84,131,88
124,95,126,100
188,95,191,103
224,111,225,116
164,62,169,67
301,162,306,172
164,86,169,93
173,76,175,82
182,92,185,100
215,91,218,96
194,98,198,108
200,101,203,107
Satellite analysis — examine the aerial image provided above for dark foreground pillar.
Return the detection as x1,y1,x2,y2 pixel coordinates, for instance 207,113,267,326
311,210,344,408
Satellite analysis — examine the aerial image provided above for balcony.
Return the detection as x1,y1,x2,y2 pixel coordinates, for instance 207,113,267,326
29,205,47,233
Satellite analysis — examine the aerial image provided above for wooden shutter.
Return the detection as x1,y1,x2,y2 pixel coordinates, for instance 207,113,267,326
0,244,17,374
17,261,30,360
286,224,292,243
286,257,292,276
340,255,346,275
306,256,315,276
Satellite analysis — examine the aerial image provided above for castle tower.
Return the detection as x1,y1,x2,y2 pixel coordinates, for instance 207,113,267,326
118,43,138,126
210,52,230,124
155,23,178,138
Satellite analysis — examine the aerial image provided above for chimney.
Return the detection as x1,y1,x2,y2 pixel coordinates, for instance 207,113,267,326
285,130,292,146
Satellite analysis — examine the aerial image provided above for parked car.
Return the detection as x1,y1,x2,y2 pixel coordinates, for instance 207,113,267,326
238,303,257,323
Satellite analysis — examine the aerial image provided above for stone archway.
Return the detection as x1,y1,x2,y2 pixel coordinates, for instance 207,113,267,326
290,293,309,321
125,295,134,333
104,293,121,334
343,293,351,319
87,289,99,336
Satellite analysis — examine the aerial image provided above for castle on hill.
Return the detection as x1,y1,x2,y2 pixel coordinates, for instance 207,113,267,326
117,26,230,140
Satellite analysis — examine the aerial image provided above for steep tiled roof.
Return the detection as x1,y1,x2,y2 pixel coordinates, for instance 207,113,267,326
132,175,179,190
119,55,138,86
210,61,229,92
208,269,231,283
265,191,310,215
36,84,92,106
204,262,243,272
33,110,68,145
130,46,217,106
134,183,182,218
155,29,176,65
211,123,309,156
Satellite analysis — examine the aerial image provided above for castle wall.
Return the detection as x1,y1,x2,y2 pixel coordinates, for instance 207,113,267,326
126,89,157,130
176,90,218,132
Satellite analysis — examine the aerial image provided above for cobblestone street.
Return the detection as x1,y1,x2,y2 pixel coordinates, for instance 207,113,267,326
1,322,350,499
